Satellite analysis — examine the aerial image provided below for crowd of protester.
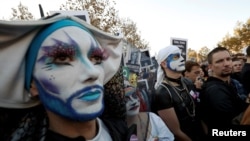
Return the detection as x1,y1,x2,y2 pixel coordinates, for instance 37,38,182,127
151,46,250,140
1,14,250,141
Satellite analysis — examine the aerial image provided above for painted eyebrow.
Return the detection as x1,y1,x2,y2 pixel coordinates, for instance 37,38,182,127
88,40,109,60
37,31,80,61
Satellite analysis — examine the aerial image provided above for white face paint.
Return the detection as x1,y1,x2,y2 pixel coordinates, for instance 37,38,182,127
125,87,140,116
166,49,185,72
33,26,106,121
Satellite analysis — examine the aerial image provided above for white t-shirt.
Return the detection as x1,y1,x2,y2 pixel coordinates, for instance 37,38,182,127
147,112,175,141
87,118,112,141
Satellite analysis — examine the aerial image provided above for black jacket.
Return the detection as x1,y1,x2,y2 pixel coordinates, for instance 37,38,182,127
200,77,247,129
241,63,250,94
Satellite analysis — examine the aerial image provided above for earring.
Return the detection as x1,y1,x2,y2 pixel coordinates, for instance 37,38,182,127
28,93,39,100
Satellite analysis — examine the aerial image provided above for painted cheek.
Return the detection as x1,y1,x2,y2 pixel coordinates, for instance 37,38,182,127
38,78,59,94
165,60,171,69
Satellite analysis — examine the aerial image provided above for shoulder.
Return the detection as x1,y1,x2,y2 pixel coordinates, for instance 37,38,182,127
100,118,130,141
203,77,223,89
148,112,160,119
182,77,193,84
147,112,175,140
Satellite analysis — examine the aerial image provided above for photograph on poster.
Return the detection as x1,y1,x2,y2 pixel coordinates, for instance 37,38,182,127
129,51,140,65
137,79,149,90
126,63,140,75
150,56,158,71
140,49,152,68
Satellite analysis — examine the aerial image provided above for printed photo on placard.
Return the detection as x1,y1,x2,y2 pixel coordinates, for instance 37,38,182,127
140,49,152,69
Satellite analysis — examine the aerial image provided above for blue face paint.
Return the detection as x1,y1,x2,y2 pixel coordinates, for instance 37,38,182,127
166,53,185,72
35,78,104,121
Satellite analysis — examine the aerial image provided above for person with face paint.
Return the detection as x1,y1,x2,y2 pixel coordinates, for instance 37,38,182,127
1,18,133,141
124,85,174,141
151,45,205,141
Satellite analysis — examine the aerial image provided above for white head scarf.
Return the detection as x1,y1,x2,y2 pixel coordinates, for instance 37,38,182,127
0,15,123,108
154,45,180,89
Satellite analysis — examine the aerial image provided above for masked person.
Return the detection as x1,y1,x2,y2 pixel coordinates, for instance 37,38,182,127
151,45,205,141
124,85,174,141
0,16,133,141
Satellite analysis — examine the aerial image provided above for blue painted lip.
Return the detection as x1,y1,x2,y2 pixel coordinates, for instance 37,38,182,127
79,89,102,102
179,64,185,66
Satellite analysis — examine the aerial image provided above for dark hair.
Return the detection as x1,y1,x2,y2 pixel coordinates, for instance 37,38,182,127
201,64,209,77
232,57,241,62
207,47,230,64
185,60,200,72
246,46,250,57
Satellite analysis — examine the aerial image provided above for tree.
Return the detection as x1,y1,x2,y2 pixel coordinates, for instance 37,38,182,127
219,34,241,53
10,2,34,20
187,48,197,61
60,0,149,49
60,0,121,34
120,18,149,49
218,19,250,53
234,19,250,48
197,46,210,62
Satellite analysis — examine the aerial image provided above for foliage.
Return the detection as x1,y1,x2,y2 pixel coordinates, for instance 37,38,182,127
10,2,34,20
197,46,210,62
60,0,149,49
187,47,210,63
120,18,149,49
60,0,121,34
187,48,197,61
218,19,250,53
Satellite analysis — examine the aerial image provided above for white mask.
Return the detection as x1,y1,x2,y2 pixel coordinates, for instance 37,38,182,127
165,49,185,72
33,26,105,121
125,87,140,116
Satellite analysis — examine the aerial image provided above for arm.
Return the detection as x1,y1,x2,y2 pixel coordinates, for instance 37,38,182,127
158,108,192,141
149,112,175,141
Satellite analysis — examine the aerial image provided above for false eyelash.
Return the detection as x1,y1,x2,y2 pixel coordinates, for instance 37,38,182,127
89,48,109,60
46,45,76,60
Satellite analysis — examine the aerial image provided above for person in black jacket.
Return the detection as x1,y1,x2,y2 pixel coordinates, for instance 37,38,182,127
200,47,248,131
241,45,250,94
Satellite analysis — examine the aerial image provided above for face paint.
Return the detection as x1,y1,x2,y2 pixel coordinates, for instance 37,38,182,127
166,49,185,72
124,87,140,116
33,26,106,121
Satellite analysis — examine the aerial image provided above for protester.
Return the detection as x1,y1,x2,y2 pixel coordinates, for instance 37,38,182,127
234,52,247,66
241,45,250,94
200,63,209,80
124,85,174,141
200,47,248,131
231,57,243,82
0,16,133,140
151,45,205,141
183,60,204,89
